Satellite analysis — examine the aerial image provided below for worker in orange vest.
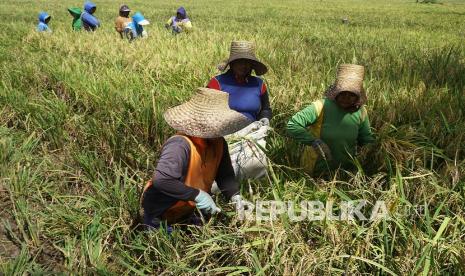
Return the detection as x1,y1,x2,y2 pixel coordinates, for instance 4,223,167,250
141,88,252,231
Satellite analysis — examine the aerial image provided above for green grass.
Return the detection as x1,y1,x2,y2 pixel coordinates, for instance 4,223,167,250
1,0,464,274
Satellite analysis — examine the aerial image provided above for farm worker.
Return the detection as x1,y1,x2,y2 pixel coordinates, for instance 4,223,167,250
81,1,100,31
141,88,251,231
287,64,375,175
115,4,131,39
165,6,192,34
37,12,51,32
207,41,272,180
67,7,82,31
207,41,272,124
124,12,150,41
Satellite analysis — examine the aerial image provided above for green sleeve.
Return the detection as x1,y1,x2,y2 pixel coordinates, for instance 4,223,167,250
286,104,319,145
358,114,375,146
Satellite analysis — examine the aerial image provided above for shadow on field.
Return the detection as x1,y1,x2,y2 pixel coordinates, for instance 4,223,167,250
0,183,65,271
0,184,21,262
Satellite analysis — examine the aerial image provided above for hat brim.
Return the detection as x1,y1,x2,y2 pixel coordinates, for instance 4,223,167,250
164,89,252,138
223,56,268,76
138,19,150,25
120,8,130,12
325,85,367,106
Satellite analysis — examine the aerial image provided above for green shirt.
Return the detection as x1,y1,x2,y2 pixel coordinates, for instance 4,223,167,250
68,7,82,31
287,98,374,172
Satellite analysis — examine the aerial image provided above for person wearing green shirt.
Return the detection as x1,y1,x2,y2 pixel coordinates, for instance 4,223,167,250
67,7,82,31
287,64,375,175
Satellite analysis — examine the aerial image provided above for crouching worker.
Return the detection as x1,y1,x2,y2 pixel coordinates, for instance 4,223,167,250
37,12,52,32
287,64,375,176
141,88,251,231
165,7,192,34
124,12,150,41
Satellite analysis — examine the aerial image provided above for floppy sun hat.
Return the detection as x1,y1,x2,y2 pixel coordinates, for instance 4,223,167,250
218,41,268,76
325,64,367,105
164,88,252,138
133,12,149,25
138,19,149,25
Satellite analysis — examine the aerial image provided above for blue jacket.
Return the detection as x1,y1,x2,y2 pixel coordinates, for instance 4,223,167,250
81,2,100,31
37,12,51,32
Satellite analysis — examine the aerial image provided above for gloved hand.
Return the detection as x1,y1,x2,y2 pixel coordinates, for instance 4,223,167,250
311,139,333,161
194,190,221,215
258,117,270,126
230,194,253,210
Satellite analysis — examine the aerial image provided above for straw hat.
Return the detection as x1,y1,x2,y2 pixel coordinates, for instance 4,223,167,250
218,41,268,76
325,64,367,105
164,88,252,138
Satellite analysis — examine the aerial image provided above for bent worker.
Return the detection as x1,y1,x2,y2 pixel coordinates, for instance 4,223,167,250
67,7,82,31
37,12,52,32
165,7,192,34
141,88,251,230
287,64,375,175
124,12,150,41
115,4,131,38
81,1,100,31
207,41,272,180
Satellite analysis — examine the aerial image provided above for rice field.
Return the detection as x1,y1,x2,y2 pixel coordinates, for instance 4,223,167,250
0,0,464,274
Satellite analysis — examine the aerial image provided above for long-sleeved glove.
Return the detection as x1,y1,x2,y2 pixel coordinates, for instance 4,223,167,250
311,139,333,161
194,190,221,215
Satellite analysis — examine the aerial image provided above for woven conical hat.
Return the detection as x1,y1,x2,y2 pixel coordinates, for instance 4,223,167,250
164,88,252,138
218,41,268,76
325,64,367,105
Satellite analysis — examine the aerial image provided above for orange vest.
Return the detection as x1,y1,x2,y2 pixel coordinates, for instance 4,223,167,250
143,135,224,224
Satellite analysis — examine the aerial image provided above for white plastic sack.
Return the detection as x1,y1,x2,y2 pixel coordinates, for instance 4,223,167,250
225,121,270,180
211,121,270,194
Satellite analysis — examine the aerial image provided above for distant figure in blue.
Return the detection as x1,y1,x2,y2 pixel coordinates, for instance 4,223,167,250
124,12,150,41
37,12,52,32
81,2,100,31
